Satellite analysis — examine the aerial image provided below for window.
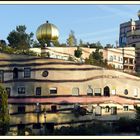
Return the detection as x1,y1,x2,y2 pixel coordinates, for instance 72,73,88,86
95,106,102,116
24,68,31,78
13,68,18,79
18,87,25,94
87,86,93,96
105,106,110,113
111,107,117,115
72,87,79,96
114,55,116,60
0,70,4,82
51,105,57,112
110,56,113,61
124,106,129,111
134,89,138,97
118,57,120,61
132,44,136,47
94,88,101,96
88,104,93,113
36,87,41,96
124,89,128,95
33,123,41,129
50,88,57,94
118,65,120,69
18,106,25,113
42,70,49,77
5,87,11,97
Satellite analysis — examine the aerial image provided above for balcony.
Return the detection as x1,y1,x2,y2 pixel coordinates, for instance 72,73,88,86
127,29,140,36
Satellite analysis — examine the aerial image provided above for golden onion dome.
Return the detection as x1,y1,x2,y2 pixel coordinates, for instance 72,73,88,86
36,21,59,42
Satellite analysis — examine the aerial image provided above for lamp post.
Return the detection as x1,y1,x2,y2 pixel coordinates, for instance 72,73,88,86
35,102,42,135
36,102,40,124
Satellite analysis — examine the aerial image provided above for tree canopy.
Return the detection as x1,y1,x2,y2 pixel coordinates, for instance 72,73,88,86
66,30,77,47
74,46,82,58
0,85,10,135
7,25,34,50
85,48,107,67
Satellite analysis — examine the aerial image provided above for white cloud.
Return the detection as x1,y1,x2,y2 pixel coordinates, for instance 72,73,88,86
96,5,135,18
76,27,118,38
71,14,114,24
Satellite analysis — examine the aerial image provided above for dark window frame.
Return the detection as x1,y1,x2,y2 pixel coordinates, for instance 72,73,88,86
13,68,18,79
105,106,110,113
36,87,41,96
50,88,57,94
42,70,49,77
24,68,31,78
124,106,129,111
18,106,25,113
124,89,128,95
51,105,57,112
18,87,25,94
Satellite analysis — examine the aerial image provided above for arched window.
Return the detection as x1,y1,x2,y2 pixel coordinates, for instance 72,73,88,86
87,85,93,96
72,87,79,96
124,89,128,95
104,86,110,97
105,106,110,113
13,68,18,79
95,105,102,116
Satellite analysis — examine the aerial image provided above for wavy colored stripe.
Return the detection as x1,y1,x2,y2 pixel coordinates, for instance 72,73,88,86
7,96,140,105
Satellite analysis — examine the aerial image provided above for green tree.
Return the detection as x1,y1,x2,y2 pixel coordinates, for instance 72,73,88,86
90,48,103,63
7,25,34,51
0,40,7,47
0,40,7,51
53,40,60,46
0,85,10,135
66,30,77,47
88,41,103,49
74,46,82,58
32,40,41,48
96,41,103,49
105,44,114,48
87,48,106,67
79,39,83,47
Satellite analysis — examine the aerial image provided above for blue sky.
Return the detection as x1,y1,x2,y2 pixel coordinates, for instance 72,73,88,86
0,4,140,46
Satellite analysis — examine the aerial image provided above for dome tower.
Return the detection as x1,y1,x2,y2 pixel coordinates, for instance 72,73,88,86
36,21,59,46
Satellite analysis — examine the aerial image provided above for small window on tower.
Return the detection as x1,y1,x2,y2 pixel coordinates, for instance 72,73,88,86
18,87,25,94
36,87,41,96
50,88,57,94
24,68,31,78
